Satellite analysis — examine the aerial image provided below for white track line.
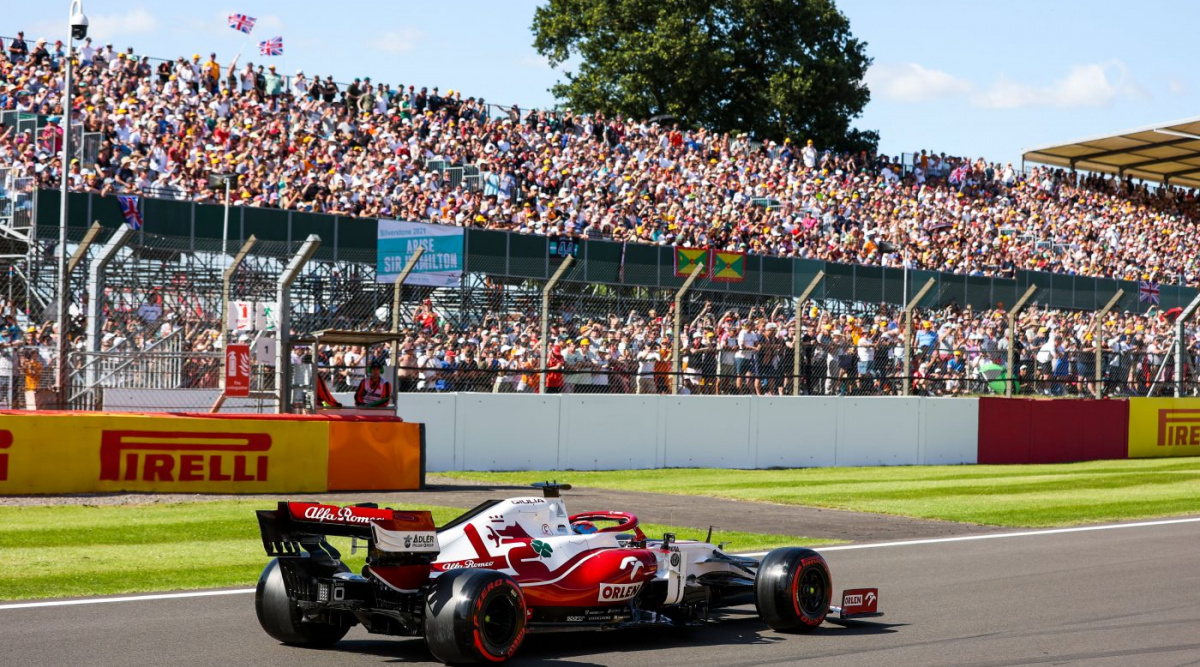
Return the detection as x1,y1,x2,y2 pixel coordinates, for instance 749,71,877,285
740,516,1200,557
0,588,254,611
4,516,1200,611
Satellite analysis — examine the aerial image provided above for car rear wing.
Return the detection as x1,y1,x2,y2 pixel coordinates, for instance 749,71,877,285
256,501,435,558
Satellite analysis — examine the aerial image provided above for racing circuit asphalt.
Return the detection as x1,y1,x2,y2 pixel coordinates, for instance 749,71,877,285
4,489,1200,667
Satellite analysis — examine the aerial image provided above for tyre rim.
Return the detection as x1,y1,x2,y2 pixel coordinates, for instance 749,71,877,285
480,591,519,651
797,568,826,616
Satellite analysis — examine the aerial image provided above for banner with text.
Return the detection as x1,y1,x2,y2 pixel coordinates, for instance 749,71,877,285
377,220,465,287
1127,397,1200,458
0,413,328,494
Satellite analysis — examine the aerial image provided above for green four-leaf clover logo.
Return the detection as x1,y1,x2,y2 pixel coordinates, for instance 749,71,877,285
531,540,553,558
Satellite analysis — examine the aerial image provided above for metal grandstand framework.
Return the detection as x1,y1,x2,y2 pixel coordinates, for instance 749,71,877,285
1022,116,1200,189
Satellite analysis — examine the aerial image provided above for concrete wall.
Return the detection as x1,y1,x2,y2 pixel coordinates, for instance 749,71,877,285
396,394,980,472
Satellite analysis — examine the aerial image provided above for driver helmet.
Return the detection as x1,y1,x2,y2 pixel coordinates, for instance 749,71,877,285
572,520,598,535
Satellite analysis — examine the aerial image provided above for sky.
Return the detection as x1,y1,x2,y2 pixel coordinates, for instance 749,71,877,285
4,0,1194,164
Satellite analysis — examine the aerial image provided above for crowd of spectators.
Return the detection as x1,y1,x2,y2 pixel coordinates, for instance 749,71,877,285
3,30,1200,288
298,295,1199,399
3,30,1200,401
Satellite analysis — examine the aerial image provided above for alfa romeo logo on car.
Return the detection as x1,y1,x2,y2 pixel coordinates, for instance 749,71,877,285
531,540,553,558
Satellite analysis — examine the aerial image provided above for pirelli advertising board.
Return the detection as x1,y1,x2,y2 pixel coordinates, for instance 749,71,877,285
1127,398,1200,458
0,413,424,494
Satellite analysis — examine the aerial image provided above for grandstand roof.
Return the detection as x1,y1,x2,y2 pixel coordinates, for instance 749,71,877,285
1022,116,1200,189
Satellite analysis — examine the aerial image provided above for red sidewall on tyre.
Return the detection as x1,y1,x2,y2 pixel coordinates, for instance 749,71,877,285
425,569,527,664
754,547,832,633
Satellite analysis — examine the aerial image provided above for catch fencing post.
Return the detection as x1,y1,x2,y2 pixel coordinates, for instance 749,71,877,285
1005,285,1038,398
1174,293,1200,397
792,271,825,396
84,224,135,393
1092,290,1122,399
276,235,321,413
389,246,425,389
671,263,706,394
538,256,575,394
66,221,104,275
210,235,258,414
902,278,936,396
219,235,258,371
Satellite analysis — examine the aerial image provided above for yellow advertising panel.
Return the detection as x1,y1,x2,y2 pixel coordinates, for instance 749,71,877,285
0,413,329,494
1127,398,1200,458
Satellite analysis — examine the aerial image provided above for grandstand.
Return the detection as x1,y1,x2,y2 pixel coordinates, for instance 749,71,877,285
1,30,1199,410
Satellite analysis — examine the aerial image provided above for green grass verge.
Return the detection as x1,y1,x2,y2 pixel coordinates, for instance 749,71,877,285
441,458,1200,528
0,501,832,601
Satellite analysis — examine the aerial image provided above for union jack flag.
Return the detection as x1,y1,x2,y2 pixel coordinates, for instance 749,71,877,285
230,13,259,33
116,195,143,230
1139,280,1160,304
258,37,283,56
228,13,256,34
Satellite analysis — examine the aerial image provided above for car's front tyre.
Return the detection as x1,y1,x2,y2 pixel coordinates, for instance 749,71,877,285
754,547,831,632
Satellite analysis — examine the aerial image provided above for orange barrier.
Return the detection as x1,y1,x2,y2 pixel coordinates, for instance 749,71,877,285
0,411,424,495
328,421,425,491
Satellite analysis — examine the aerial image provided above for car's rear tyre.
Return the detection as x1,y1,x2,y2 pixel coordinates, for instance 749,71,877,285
424,569,527,664
754,547,831,632
255,558,351,648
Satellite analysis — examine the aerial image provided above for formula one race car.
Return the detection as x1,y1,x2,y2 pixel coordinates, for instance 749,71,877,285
253,483,880,664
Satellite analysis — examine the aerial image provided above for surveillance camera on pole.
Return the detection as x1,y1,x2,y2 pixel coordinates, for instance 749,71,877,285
70,1,88,40
57,0,88,407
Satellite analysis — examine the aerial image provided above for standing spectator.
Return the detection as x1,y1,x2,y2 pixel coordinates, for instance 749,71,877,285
79,36,95,65
8,31,28,63
321,75,338,104
345,77,363,117
264,65,283,105
545,344,565,394
22,347,42,411
397,346,418,393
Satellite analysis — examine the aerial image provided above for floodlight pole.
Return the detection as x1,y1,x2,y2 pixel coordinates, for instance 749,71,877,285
1005,285,1038,398
792,271,824,396
55,4,79,407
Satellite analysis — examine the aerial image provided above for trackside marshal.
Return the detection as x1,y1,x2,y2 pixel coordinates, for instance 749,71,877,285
376,220,464,287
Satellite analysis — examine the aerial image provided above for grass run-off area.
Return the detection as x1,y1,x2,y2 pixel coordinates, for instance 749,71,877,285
0,501,832,601
443,457,1200,528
